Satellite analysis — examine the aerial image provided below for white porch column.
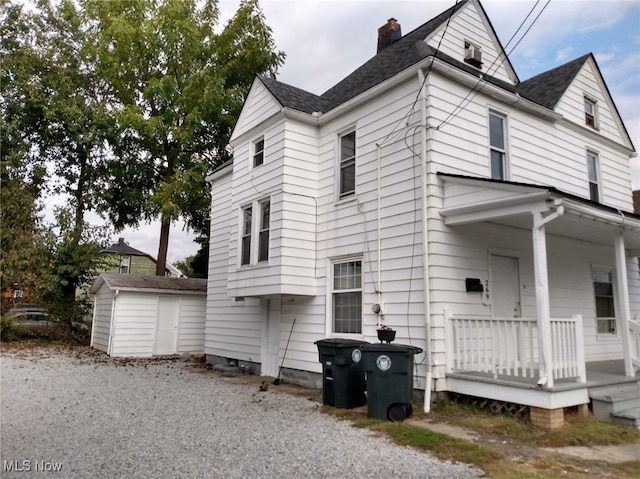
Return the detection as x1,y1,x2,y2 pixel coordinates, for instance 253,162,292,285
614,234,634,377
532,213,554,388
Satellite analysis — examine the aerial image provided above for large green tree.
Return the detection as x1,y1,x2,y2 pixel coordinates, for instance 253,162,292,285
84,0,285,275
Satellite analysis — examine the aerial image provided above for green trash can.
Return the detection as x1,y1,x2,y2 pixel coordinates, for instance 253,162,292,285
361,343,423,421
315,338,368,409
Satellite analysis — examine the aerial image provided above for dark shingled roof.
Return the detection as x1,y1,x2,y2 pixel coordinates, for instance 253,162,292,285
100,240,150,258
259,76,329,114
94,273,207,293
516,54,591,109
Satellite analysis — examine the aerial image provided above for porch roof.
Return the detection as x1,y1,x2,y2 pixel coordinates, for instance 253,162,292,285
438,173,640,255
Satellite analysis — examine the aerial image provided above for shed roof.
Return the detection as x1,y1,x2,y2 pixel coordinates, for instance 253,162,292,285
90,273,206,295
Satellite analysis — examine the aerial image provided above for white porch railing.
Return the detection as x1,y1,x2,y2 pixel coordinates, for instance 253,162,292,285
446,311,586,383
630,318,640,371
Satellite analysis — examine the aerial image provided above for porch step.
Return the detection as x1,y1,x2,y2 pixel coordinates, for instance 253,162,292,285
611,407,640,429
589,382,640,428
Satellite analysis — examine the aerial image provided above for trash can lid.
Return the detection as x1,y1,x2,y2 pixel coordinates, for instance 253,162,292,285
314,338,369,347
361,343,423,354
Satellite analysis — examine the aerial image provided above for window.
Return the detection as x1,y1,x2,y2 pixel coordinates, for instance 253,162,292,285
592,270,616,334
258,199,270,262
120,256,130,274
587,150,600,202
332,260,362,334
339,131,356,198
241,206,252,265
253,138,264,167
584,96,597,129
489,112,506,180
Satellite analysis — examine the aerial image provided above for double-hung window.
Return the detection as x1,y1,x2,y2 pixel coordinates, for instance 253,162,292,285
241,206,252,266
332,259,362,334
258,199,270,262
489,112,507,180
339,131,356,198
120,256,130,274
240,199,271,266
587,150,600,202
584,96,597,129
592,269,616,334
253,138,264,167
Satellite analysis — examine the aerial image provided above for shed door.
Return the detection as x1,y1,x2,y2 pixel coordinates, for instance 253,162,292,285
491,254,521,318
155,296,179,355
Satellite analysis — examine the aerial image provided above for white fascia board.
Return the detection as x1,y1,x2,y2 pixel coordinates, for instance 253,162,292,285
207,163,233,183
429,59,561,121
108,287,206,296
562,198,640,232
440,191,552,225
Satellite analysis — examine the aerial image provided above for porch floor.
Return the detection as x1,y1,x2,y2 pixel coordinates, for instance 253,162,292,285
448,360,639,393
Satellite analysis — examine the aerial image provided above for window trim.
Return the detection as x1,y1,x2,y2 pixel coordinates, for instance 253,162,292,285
488,110,508,180
584,95,598,130
329,257,363,335
586,149,601,202
120,256,130,275
337,129,356,200
592,266,617,335
253,137,265,168
240,205,253,266
258,199,270,262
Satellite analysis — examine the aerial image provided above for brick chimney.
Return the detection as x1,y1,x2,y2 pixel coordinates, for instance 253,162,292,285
377,18,401,53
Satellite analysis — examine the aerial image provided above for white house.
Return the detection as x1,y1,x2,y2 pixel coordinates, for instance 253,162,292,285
205,0,640,427
91,273,207,358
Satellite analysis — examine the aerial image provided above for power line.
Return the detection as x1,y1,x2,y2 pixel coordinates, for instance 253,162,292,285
435,0,550,131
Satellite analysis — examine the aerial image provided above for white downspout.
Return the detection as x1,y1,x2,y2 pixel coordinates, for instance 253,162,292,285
419,69,433,413
376,144,383,317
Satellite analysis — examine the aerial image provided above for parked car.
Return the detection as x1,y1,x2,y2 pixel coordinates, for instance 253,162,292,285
5,305,51,336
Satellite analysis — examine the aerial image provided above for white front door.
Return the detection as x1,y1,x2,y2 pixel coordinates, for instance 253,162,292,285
261,299,281,377
155,296,179,355
491,255,521,318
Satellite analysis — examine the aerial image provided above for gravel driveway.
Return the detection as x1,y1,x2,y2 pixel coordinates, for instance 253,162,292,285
1,345,483,479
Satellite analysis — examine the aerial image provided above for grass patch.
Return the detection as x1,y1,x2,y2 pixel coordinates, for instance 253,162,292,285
325,403,640,479
429,399,640,448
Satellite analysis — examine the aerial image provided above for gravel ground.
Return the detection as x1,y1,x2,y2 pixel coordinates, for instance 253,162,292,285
1,346,484,479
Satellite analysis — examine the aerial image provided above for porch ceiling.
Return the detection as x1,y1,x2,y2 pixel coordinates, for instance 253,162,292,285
438,174,640,253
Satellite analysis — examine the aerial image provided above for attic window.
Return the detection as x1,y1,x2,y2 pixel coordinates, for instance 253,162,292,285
584,96,598,129
464,41,482,68
253,137,265,167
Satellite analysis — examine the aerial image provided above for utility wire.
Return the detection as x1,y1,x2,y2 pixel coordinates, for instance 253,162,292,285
436,0,550,131
378,0,460,148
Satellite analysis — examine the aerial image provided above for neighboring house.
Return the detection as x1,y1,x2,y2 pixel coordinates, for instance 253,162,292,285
100,238,185,277
90,273,206,357
205,0,640,428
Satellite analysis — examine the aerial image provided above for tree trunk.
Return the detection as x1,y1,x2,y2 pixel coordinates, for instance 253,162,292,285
156,218,170,276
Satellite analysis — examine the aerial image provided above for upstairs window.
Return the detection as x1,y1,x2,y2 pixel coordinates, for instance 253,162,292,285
258,199,270,262
120,256,130,274
584,96,597,129
332,259,362,334
253,138,265,167
587,150,600,202
339,131,356,198
241,206,252,265
592,269,616,334
489,112,507,180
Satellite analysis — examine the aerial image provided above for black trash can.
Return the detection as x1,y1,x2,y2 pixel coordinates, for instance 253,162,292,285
361,343,423,421
314,338,368,409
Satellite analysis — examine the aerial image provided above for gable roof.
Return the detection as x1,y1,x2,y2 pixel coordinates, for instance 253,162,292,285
100,240,150,258
516,54,590,109
90,272,206,295
259,76,329,114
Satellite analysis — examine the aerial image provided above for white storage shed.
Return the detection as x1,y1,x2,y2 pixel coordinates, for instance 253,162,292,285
90,273,207,358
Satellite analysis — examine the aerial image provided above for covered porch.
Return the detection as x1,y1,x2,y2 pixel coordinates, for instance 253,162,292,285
438,174,640,412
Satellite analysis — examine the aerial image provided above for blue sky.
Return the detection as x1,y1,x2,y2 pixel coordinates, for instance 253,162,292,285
90,0,640,262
